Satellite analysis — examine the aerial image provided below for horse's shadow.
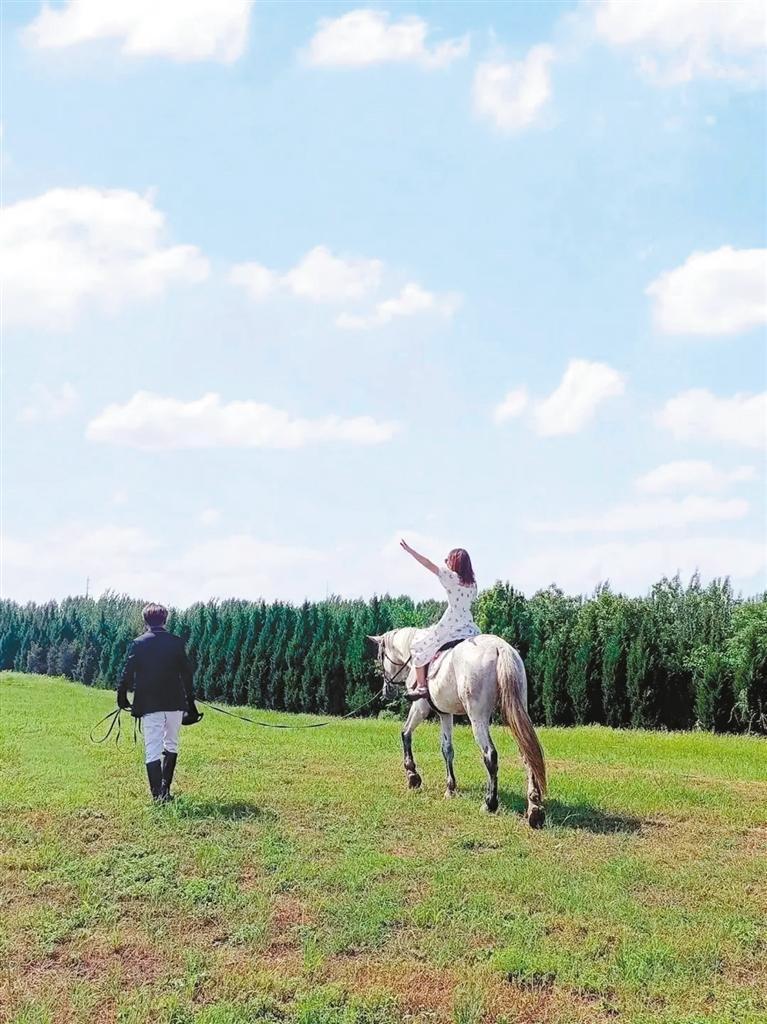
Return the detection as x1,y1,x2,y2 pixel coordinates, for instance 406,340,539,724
497,791,644,834
170,798,276,822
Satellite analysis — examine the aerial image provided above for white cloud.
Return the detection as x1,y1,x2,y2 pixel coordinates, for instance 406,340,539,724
635,460,758,494
173,535,326,602
1,525,326,606
591,0,767,84
533,359,625,436
24,0,251,63
229,262,276,300
494,360,626,436
4,519,765,606
1,188,209,330
230,245,383,304
200,508,222,527
336,282,460,330
493,388,529,424
305,9,469,69
20,382,78,422
473,45,554,133
2,525,158,602
646,247,767,336
531,494,750,534
656,389,767,449
513,536,767,596
86,391,399,450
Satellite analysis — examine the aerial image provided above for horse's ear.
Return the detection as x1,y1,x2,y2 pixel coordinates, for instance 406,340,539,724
365,634,382,655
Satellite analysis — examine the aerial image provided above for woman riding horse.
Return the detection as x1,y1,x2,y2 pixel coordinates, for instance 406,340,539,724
400,540,480,701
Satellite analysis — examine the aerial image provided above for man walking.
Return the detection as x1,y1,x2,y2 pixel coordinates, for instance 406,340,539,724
117,603,201,802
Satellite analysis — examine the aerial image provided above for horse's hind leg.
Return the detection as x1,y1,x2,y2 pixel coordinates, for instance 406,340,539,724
469,716,498,813
439,714,456,798
402,700,430,790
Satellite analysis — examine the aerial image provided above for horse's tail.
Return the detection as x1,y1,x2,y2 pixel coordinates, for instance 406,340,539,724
496,643,547,798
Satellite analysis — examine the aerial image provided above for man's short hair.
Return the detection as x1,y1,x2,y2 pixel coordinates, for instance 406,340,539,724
143,603,168,628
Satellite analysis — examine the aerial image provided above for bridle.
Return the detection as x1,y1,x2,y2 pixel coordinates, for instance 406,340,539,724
378,644,412,690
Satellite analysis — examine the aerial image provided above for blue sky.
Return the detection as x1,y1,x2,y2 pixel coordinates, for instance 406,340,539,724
2,0,765,605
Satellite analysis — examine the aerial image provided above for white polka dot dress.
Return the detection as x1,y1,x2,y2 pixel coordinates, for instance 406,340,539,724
410,566,479,668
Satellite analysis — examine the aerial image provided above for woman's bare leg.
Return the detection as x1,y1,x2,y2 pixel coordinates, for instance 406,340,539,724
405,664,429,701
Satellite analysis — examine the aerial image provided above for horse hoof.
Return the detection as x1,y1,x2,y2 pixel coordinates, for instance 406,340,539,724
408,773,422,790
527,806,546,829
444,789,456,800
483,798,499,814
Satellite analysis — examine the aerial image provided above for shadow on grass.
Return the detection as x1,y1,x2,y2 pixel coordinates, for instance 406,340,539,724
497,791,644,833
170,798,277,822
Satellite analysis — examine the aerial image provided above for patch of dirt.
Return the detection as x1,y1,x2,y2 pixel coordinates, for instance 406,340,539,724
741,826,767,856
324,957,616,1023
270,894,312,936
20,936,167,988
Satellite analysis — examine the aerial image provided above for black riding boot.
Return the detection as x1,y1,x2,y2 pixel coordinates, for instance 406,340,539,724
146,759,163,801
161,750,178,802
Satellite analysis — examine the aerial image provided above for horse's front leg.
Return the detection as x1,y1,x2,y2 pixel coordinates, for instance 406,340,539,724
469,717,498,813
402,700,430,790
440,714,457,798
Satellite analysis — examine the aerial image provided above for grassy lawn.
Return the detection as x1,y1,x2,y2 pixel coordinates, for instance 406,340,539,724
1,673,765,1024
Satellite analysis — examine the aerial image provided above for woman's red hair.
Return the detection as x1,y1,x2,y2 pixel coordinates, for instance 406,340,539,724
446,549,475,586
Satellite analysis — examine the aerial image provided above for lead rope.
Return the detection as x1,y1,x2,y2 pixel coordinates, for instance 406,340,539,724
89,707,141,745
90,686,391,742
198,687,386,729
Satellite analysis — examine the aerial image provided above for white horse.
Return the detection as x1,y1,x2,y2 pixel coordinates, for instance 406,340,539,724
369,628,547,827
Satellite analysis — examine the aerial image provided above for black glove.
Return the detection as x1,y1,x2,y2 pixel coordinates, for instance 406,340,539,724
182,701,203,726
117,689,132,711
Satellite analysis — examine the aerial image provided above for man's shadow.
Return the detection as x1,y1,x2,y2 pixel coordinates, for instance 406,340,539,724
497,791,644,834
170,798,277,822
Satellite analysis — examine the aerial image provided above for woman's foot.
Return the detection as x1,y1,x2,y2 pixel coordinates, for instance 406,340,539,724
405,687,429,702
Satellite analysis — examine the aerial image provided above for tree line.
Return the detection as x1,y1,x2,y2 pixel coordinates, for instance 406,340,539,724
0,576,765,733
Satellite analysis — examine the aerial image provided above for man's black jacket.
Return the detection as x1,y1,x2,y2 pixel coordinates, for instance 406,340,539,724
117,627,195,718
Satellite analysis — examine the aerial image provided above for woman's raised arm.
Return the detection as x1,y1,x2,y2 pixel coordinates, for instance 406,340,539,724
400,539,440,575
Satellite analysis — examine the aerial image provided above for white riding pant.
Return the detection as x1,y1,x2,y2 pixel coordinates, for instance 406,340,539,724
142,711,183,764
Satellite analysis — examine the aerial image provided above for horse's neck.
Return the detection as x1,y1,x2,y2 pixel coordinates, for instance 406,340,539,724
392,627,417,660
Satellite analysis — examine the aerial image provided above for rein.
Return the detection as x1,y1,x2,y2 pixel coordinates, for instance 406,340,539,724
90,707,141,745
90,690,386,742
197,689,384,729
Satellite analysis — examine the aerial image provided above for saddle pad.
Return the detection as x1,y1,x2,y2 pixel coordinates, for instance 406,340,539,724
428,638,468,676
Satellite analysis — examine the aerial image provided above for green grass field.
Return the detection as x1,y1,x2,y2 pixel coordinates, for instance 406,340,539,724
1,673,766,1024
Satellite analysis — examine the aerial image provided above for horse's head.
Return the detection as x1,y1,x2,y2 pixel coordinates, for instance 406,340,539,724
366,631,410,700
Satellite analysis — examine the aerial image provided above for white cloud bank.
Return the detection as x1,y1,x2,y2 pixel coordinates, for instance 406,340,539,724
4,522,765,607
531,494,750,534
473,45,555,133
1,188,209,330
1,526,327,607
647,247,767,335
305,9,469,69
495,359,626,436
591,0,767,84
336,283,460,330
24,0,251,63
230,246,383,303
86,392,399,450
514,536,766,597
635,460,757,494
656,389,767,449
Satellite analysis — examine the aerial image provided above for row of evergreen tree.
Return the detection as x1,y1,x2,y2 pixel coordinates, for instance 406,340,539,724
1,576,765,732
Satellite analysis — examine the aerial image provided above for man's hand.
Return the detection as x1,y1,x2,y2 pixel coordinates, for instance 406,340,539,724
117,689,131,711
182,701,203,726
